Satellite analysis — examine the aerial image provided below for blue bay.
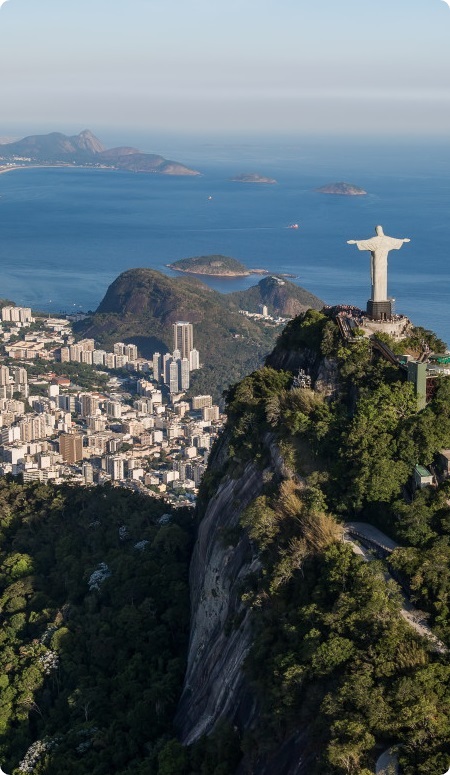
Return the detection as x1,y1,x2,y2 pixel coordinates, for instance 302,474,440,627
0,137,448,344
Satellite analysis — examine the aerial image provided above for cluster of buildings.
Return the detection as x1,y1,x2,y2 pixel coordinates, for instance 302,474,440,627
152,321,200,394
239,303,289,326
0,309,221,507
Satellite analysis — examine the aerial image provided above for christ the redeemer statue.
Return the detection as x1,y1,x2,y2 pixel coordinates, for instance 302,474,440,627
347,225,410,320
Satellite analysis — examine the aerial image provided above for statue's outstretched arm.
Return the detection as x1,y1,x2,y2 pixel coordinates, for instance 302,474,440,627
347,238,378,251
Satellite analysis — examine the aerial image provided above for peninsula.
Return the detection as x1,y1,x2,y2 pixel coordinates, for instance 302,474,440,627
230,172,277,184
167,254,268,277
316,181,367,195
0,129,200,176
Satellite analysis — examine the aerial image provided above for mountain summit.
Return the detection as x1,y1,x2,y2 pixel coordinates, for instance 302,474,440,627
0,130,105,159
0,130,200,175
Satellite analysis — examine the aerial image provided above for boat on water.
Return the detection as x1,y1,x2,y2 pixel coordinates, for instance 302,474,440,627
288,223,299,229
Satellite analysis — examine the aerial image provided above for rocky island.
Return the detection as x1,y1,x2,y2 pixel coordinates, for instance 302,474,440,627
230,172,277,184
167,254,268,277
316,181,367,195
0,129,200,176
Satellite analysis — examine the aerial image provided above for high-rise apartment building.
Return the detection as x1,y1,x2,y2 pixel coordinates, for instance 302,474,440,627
179,358,190,391
114,342,138,360
2,306,32,323
59,432,83,464
173,322,193,359
189,349,200,371
105,353,116,369
125,344,138,361
13,368,28,387
82,462,94,484
192,395,212,410
58,394,76,413
80,393,101,418
106,455,125,481
106,401,122,419
81,350,93,365
163,354,173,385
92,350,107,366
169,360,179,394
202,405,220,422
153,352,162,383
19,415,48,442
0,366,10,386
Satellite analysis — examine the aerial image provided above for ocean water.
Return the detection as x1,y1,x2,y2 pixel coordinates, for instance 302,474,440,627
0,136,449,345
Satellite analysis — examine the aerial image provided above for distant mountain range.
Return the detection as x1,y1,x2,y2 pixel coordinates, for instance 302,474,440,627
0,130,200,176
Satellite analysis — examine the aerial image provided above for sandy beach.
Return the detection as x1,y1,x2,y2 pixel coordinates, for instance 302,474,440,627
0,163,112,176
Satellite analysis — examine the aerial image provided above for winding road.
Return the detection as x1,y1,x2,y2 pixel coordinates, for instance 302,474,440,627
344,522,447,654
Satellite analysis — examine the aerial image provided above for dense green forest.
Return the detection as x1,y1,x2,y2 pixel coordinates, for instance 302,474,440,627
199,309,450,773
0,481,193,775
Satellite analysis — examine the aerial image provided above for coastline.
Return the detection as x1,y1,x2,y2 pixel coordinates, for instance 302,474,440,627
0,163,199,177
0,163,110,176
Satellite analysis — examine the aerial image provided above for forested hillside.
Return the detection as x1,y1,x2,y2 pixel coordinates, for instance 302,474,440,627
0,481,193,775
75,269,323,399
178,309,450,774
3,310,450,774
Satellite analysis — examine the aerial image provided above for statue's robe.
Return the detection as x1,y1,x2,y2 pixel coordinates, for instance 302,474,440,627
352,235,405,301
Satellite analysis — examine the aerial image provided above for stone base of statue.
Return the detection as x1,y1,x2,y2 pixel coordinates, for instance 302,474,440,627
367,300,392,321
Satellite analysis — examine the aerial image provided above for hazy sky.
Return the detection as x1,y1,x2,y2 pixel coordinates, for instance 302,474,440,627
1,0,450,137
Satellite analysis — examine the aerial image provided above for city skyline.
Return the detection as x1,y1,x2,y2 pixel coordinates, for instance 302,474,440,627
0,1,450,137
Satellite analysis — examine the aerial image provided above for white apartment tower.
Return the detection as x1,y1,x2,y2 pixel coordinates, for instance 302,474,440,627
180,358,190,391
189,348,200,371
169,360,179,394
0,366,10,386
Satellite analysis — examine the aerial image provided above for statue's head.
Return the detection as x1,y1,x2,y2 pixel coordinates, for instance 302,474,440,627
375,225,384,236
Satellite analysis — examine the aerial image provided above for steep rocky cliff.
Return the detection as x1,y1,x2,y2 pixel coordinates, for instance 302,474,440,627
176,314,338,759
175,309,450,775
176,454,262,744
176,426,315,773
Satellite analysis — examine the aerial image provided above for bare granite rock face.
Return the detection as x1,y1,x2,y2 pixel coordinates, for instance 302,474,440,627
266,345,318,375
176,439,315,773
267,345,340,400
176,460,264,744
314,356,340,398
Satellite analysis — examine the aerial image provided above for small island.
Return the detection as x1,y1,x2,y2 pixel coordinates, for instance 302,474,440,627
316,182,367,196
167,254,268,277
229,173,277,185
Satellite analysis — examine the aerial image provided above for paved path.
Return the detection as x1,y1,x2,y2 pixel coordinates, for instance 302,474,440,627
344,523,447,654
346,521,399,553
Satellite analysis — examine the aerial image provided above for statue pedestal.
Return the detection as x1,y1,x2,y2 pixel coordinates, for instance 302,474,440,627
367,300,392,321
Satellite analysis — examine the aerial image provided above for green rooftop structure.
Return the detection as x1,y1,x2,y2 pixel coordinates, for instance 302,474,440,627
407,361,427,410
429,354,450,365
414,464,433,489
